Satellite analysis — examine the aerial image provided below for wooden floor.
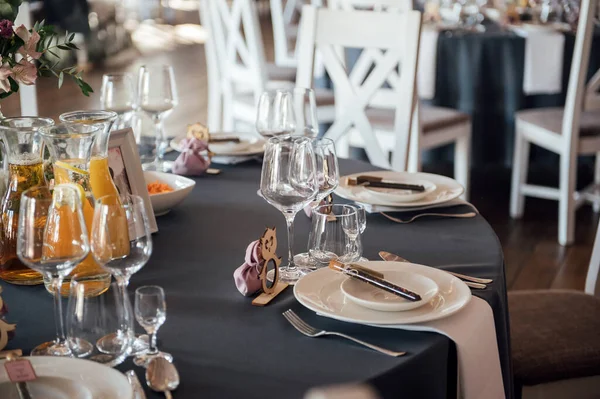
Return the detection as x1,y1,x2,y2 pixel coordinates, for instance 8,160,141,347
3,16,598,293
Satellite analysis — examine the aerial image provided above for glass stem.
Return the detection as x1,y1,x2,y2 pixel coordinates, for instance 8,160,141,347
284,213,296,270
116,277,132,337
149,331,159,355
51,275,66,345
153,115,165,164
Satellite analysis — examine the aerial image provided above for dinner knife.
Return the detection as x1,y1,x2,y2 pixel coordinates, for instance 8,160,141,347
347,176,426,192
329,260,422,301
378,251,492,286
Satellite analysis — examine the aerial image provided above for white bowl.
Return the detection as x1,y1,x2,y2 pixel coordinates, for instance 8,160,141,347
144,171,196,216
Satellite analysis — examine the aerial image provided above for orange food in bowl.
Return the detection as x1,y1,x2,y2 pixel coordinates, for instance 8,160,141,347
147,181,174,195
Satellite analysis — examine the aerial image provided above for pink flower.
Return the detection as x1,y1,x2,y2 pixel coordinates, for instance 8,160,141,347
12,61,37,86
0,64,12,93
15,24,42,60
0,20,13,39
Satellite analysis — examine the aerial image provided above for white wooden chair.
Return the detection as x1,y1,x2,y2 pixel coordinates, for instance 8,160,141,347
15,1,39,116
296,5,421,171
199,0,334,132
325,0,472,199
509,0,600,245
270,0,316,68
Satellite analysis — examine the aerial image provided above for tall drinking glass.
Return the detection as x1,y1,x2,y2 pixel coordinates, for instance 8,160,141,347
295,138,340,268
17,185,89,356
260,137,318,283
291,88,318,138
100,73,137,130
91,194,153,354
256,90,295,138
137,65,178,172
67,278,133,366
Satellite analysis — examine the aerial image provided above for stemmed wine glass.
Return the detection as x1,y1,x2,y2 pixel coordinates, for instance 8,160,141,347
90,194,153,355
291,88,319,138
134,286,171,366
260,136,319,284
17,185,89,356
137,65,178,172
294,138,340,268
100,73,137,130
256,90,295,138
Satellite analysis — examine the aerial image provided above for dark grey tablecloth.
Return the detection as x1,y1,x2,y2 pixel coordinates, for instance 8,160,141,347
2,158,512,399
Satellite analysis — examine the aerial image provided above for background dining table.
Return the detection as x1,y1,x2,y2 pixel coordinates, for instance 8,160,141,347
2,158,512,399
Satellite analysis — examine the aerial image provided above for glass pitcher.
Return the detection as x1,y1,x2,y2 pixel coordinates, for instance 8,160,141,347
40,123,112,297
0,117,55,285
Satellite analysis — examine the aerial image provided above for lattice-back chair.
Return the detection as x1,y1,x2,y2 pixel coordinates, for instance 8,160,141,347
296,5,421,171
509,0,600,245
325,0,471,199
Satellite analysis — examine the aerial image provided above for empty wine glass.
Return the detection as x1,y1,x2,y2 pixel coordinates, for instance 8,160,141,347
260,136,318,283
256,90,295,138
137,65,178,172
291,88,319,138
66,278,133,367
343,204,366,256
308,204,364,265
295,138,340,268
134,286,172,367
17,185,89,356
91,194,153,354
100,73,137,130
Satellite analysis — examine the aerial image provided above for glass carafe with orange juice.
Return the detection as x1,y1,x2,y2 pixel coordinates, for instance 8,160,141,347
40,123,112,297
0,117,55,285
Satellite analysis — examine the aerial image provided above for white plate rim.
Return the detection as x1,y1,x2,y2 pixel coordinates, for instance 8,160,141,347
0,356,133,398
294,261,472,325
170,133,265,156
335,171,464,207
340,270,440,312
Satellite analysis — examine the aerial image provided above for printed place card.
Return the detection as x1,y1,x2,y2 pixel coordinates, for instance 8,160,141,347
4,359,36,382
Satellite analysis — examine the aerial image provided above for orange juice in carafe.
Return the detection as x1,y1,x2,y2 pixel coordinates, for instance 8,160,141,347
40,124,111,297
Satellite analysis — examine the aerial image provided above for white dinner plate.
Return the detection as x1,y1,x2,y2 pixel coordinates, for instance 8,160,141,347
335,171,464,208
0,357,133,399
364,179,437,203
170,132,266,156
340,270,439,312
294,261,471,325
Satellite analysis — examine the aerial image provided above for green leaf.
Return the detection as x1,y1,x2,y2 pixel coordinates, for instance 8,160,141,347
57,45,70,51
47,50,59,58
66,43,79,50
68,33,75,42
8,77,18,93
58,72,64,89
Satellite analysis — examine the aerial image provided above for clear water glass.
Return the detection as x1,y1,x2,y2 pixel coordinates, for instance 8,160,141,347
66,278,133,367
256,90,296,138
137,65,178,172
100,73,137,130
91,194,153,354
133,285,172,366
17,186,89,357
308,204,365,266
260,136,318,283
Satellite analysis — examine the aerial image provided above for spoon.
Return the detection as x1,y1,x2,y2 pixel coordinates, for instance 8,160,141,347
146,357,180,399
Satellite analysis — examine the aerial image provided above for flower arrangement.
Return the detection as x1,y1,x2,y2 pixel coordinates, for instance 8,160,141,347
0,0,92,100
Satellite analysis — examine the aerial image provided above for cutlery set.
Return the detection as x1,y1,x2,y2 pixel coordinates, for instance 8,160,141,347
126,356,180,399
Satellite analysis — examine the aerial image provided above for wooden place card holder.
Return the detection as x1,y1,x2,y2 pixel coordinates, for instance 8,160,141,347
252,227,289,306
0,286,16,351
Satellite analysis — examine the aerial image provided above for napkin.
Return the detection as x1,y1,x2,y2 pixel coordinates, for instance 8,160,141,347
380,297,505,399
233,240,264,296
512,26,565,95
418,27,440,100
172,138,211,176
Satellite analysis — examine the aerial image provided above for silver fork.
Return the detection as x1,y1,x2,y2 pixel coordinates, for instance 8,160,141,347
283,310,405,357
381,212,477,224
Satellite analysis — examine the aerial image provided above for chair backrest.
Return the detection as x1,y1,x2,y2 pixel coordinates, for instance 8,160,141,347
15,2,38,116
270,0,322,68
562,0,598,144
296,5,421,170
200,0,269,129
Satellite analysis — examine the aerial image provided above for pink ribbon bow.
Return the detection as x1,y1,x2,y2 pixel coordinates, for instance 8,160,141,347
233,240,265,296
172,138,211,176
